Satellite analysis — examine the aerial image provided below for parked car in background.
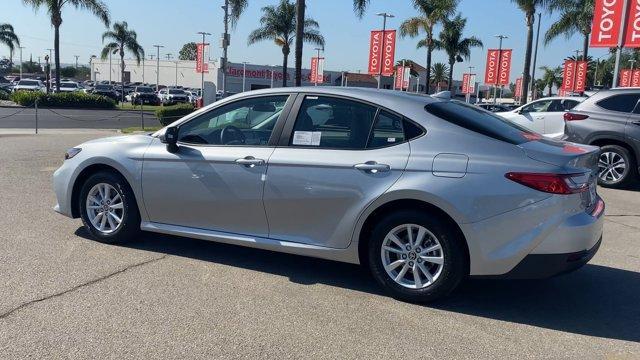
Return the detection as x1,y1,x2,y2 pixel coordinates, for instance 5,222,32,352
90,84,119,101
56,81,83,93
564,88,640,187
131,86,161,105
497,97,585,139
53,87,604,303
0,76,12,91
13,79,45,92
158,88,189,105
184,90,199,104
477,103,512,112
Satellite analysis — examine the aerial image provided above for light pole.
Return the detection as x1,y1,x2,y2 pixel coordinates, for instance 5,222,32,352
242,61,248,92
165,53,172,61
175,61,179,86
375,12,394,89
19,46,25,79
221,0,230,95
571,49,582,94
613,0,631,88
270,65,276,88
466,65,475,103
197,31,211,99
74,55,79,69
314,47,323,86
493,35,508,104
153,45,163,91
46,48,53,86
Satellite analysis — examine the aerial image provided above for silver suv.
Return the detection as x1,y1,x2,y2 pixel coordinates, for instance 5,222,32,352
53,88,604,302
564,88,640,187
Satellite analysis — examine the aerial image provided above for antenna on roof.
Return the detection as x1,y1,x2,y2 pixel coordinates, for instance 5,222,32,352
432,91,451,100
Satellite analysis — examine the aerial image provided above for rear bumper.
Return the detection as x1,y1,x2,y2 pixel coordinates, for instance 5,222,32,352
476,235,602,279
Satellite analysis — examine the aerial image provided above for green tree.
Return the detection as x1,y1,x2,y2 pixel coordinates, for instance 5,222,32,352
0,23,20,68
60,66,77,78
430,62,449,91
433,15,483,92
545,0,594,62
179,42,197,61
512,0,550,102
399,0,458,94
22,0,110,92
539,65,562,96
248,0,324,87
101,21,144,101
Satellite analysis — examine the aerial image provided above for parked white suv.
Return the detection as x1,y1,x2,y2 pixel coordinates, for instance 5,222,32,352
13,79,45,92
497,97,585,139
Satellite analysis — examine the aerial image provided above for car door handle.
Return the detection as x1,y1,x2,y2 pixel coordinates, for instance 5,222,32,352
235,156,265,167
354,161,390,173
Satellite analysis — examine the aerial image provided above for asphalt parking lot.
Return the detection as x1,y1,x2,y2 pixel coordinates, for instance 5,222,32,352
1,131,639,359
0,107,161,129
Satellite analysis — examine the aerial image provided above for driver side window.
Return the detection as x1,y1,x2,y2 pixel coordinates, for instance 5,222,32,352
178,95,289,146
522,100,552,113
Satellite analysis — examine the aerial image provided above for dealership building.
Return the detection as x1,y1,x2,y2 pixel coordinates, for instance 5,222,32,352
90,57,472,97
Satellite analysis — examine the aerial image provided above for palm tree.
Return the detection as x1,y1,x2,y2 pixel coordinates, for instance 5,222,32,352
545,0,594,62
0,24,20,68
101,21,144,102
432,15,483,92
22,0,110,92
430,62,449,92
512,0,550,103
539,65,562,96
248,0,324,87
399,0,458,94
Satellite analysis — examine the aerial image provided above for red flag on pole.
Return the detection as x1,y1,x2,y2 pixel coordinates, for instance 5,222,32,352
515,77,523,98
484,49,499,84
620,69,632,87
562,60,577,91
624,0,640,47
574,61,588,92
498,49,512,85
196,43,208,73
368,30,396,76
590,0,626,47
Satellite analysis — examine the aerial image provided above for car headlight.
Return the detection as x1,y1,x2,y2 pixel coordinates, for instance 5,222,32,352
64,147,82,160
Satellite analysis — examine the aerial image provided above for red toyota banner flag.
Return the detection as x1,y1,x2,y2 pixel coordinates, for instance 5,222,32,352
368,31,382,75
562,60,577,91
558,88,566,96
625,0,640,47
317,57,325,82
515,77,523,98
310,57,319,83
498,49,512,85
574,61,588,92
461,73,471,94
620,69,632,86
395,66,405,89
382,30,396,76
632,69,640,87
591,0,625,47
195,43,208,73
484,49,499,84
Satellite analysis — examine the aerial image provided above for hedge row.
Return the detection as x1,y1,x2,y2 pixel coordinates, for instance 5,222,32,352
155,103,196,126
0,89,9,100
10,91,117,109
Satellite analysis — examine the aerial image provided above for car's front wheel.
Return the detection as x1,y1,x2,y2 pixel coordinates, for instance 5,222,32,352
368,210,467,303
598,145,638,188
79,171,140,244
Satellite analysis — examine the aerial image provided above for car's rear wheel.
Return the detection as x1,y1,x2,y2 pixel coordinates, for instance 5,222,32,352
79,171,140,244
598,145,638,188
368,210,466,303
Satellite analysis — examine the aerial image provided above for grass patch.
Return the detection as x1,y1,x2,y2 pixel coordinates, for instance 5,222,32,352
121,126,162,134
117,103,164,111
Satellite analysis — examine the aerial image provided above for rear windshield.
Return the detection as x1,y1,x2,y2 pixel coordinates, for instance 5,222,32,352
136,87,154,93
18,80,39,86
169,89,185,94
61,82,77,88
425,100,537,145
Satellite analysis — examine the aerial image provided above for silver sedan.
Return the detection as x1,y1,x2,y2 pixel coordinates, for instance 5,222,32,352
53,87,604,302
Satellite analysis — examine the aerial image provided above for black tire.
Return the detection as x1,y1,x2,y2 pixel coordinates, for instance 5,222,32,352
598,145,638,188
367,210,467,303
78,171,140,244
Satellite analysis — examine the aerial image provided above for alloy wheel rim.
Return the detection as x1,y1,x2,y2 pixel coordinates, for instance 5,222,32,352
380,224,444,290
598,151,626,183
86,183,124,234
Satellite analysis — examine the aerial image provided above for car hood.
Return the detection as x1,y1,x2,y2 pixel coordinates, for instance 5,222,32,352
80,134,154,147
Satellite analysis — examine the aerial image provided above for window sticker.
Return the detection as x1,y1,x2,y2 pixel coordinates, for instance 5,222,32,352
387,137,396,143
292,131,313,145
311,131,322,146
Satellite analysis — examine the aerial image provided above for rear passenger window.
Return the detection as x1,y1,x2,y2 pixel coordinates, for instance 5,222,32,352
597,94,640,113
367,111,405,148
291,96,377,149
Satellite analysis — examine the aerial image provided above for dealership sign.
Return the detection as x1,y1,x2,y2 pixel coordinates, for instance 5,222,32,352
618,68,640,86
310,57,325,83
562,60,588,92
461,73,476,94
196,43,209,73
590,0,640,48
394,66,410,90
484,49,512,85
368,30,396,76
515,77,523,98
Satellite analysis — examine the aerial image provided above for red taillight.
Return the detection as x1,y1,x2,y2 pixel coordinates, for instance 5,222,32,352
505,172,589,194
564,112,589,121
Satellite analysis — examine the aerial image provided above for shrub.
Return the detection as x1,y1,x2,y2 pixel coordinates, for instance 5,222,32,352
0,88,9,100
155,103,195,126
10,91,116,109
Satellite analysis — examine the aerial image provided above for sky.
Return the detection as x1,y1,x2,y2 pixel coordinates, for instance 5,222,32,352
1,0,608,82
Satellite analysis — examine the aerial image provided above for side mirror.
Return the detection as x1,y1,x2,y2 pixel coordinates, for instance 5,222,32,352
161,126,179,153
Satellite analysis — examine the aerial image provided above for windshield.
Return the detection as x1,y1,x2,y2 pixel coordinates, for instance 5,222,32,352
136,87,154,93
18,80,39,86
61,83,77,88
425,100,538,145
169,89,185,95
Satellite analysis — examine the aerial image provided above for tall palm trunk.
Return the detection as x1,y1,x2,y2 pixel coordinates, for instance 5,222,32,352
448,59,454,92
521,12,534,104
282,46,289,87
120,47,125,103
425,29,433,94
294,0,305,86
54,25,61,92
